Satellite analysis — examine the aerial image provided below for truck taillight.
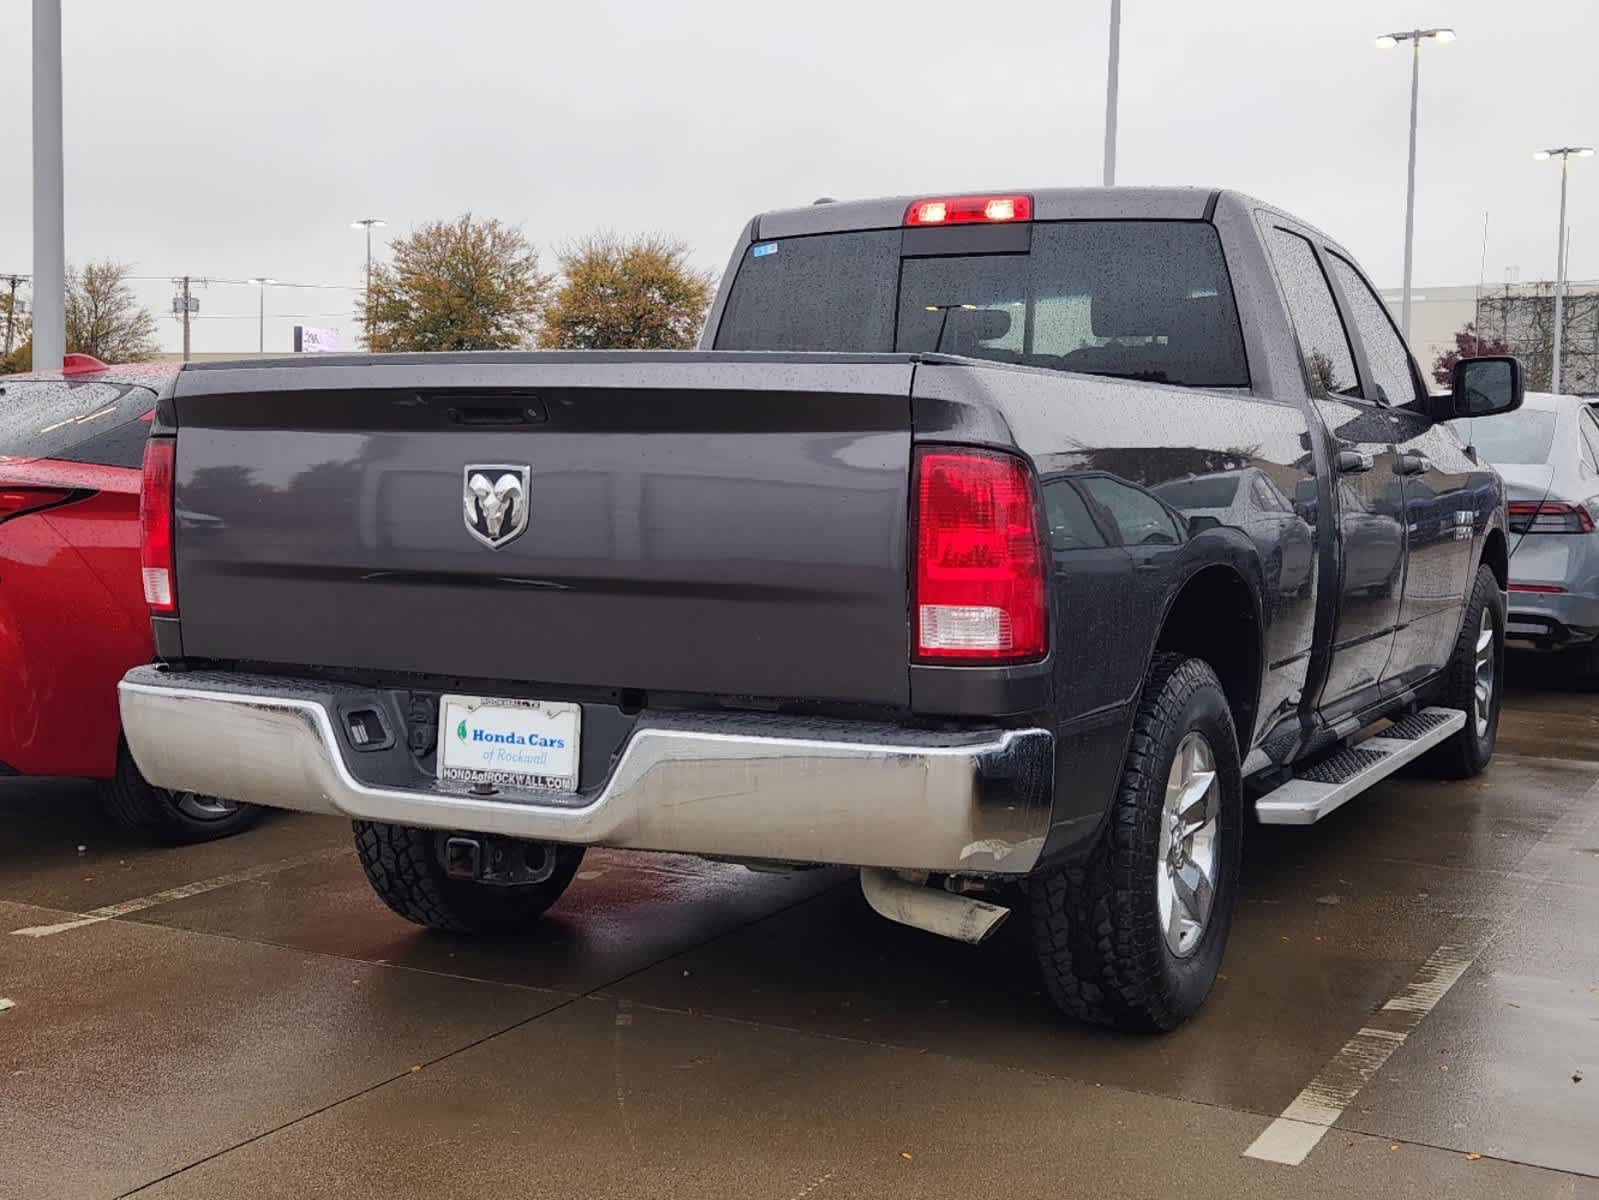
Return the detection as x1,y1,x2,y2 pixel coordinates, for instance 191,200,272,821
140,438,177,613
1508,500,1594,534
913,449,1047,662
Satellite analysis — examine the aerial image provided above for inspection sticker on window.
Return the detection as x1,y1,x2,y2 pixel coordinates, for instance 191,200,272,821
437,694,580,793
751,243,778,258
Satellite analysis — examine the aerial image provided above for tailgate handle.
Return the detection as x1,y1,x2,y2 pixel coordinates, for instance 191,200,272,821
443,398,548,426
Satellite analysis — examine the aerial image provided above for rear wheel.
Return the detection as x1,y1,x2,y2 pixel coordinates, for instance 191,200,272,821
1416,564,1504,779
1027,653,1242,1032
101,741,263,844
353,821,584,936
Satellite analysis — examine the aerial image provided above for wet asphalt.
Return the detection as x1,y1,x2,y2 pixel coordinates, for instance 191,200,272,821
2,660,1597,1199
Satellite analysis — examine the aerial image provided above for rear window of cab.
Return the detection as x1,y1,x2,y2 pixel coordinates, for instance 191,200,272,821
714,220,1249,390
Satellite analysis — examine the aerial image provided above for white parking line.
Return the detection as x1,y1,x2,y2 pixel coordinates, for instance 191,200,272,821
9,847,348,938
1244,936,1485,1165
1245,773,1599,1167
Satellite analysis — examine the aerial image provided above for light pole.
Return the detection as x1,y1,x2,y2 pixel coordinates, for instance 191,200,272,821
1534,147,1593,394
1103,0,1121,186
351,219,386,339
32,0,65,372
1376,27,1455,345
248,277,277,355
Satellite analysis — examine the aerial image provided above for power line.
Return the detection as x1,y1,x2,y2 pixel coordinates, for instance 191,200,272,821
127,274,360,290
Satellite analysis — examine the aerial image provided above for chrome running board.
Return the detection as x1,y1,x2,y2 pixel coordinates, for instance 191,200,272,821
1254,707,1467,826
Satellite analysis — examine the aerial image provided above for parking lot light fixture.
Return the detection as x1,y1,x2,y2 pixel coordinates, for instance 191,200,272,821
247,277,277,355
1376,28,1456,345
1535,147,1594,393
350,218,387,335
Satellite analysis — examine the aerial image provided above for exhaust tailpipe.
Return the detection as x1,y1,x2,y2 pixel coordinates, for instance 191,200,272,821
859,868,1010,945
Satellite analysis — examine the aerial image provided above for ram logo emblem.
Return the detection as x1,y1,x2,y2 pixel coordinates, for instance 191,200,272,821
462,465,531,549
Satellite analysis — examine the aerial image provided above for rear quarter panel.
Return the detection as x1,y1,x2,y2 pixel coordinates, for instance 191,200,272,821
912,361,1321,851
0,490,147,777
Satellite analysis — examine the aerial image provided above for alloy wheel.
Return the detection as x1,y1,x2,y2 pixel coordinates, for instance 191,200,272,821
1473,607,1495,738
1155,732,1221,958
171,791,242,821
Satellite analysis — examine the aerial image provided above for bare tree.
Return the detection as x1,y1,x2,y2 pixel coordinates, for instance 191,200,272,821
65,260,160,362
0,289,31,374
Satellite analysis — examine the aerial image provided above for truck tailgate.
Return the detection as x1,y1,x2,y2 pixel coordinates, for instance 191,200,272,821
168,354,916,706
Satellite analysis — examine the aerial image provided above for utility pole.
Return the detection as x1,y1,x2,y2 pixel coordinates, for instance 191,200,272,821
1102,0,1121,187
32,0,65,372
2,274,27,357
181,276,192,362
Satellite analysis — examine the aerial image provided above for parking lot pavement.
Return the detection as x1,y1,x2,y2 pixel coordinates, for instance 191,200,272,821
2,658,1596,1199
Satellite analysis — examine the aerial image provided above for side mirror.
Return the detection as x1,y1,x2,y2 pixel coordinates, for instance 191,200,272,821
1434,355,1524,420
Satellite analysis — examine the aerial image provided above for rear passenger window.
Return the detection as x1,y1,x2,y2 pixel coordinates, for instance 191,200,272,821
1251,474,1290,514
713,230,901,352
0,380,157,467
1267,229,1360,399
1327,253,1421,407
1043,479,1109,551
1081,476,1181,546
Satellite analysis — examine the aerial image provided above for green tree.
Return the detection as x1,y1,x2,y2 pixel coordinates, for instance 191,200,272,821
361,215,550,352
538,233,716,350
65,260,160,362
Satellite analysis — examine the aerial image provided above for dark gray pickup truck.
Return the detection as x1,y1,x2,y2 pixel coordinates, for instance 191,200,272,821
120,188,1524,1030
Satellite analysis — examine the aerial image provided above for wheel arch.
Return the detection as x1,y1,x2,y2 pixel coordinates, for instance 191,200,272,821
1479,526,1508,592
1149,563,1264,755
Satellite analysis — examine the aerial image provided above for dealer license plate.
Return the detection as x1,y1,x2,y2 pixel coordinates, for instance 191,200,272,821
437,694,581,792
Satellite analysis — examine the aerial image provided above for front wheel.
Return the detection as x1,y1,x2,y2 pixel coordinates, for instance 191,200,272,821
1415,564,1504,779
1027,653,1242,1032
101,741,263,844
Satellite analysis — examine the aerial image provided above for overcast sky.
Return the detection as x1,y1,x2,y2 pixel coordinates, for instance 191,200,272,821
1,0,1594,355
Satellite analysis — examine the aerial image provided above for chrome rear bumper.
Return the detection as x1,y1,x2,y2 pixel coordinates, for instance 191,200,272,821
118,666,1054,875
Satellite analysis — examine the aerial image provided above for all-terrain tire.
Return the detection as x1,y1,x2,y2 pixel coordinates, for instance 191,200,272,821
353,820,584,936
1026,653,1242,1032
101,741,263,844
1415,564,1505,779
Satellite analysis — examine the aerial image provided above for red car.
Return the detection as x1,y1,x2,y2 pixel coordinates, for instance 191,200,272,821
1,355,259,841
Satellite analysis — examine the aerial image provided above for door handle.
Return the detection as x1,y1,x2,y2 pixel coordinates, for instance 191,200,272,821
1393,451,1431,476
1337,450,1375,474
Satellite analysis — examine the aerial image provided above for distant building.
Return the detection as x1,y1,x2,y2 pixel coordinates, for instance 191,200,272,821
1381,280,1599,394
